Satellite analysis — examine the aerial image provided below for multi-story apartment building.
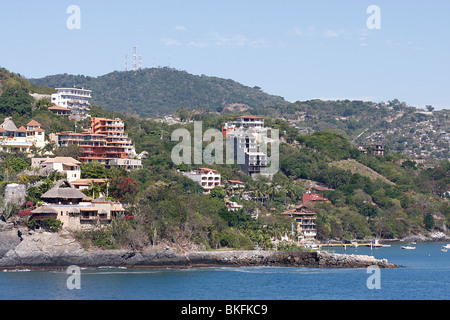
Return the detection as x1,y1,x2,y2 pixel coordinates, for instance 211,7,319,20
281,205,317,241
52,131,108,164
222,115,264,137
223,116,269,176
90,117,137,159
51,87,92,114
51,117,142,170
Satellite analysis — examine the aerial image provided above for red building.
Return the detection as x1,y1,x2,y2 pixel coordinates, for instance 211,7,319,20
303,193,330,205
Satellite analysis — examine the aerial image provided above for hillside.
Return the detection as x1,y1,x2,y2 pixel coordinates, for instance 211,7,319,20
330,160,395,185
29,68,287,117
28,67,449,160
1,98,449,247
0,67,55,95
254,99,450,160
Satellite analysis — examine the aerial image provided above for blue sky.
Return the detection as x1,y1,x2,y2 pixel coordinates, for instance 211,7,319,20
1,0,449,109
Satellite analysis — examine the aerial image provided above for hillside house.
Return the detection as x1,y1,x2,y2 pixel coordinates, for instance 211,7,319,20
31,157,81,182
303,193,330,205
30,180,125,231
182,168,222,194
0,118,47,153
281,205,317,241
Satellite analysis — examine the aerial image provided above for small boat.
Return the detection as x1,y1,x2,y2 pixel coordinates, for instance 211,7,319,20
441,248,448,252
442,244,450,249
401,245,416,250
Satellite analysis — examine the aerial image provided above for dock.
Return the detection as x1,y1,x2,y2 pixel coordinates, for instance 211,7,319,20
319,243,385,248
297,241,389,253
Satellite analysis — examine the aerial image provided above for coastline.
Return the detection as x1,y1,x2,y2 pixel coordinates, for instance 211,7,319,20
0,228,399,270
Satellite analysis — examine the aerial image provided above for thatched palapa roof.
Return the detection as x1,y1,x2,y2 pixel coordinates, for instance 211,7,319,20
41,180,88,200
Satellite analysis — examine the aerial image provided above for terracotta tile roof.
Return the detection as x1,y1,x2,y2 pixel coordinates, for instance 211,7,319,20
48,105,70,111
228,180,245,184
27,120,42,126
236,115,263,119
198,168,218,172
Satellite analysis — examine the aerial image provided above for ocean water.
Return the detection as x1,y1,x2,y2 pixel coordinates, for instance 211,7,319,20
0,242,448,300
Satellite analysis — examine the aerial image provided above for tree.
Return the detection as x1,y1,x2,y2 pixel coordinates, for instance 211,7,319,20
359,203,379,218
0,86,34,116
109,176,139,204
5,157,29,173
209,186,225,200
424,213,435,231
54,145,83,159
81,161,108,179
175,106,192,122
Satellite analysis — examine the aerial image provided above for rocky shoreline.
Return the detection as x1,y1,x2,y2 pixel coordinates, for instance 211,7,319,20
0,227,399,270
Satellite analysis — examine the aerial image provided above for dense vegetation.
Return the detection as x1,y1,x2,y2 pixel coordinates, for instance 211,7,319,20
1,66,449,250
28,67,449,159
29,68,286,117
57,107,450,247
252,99,450,159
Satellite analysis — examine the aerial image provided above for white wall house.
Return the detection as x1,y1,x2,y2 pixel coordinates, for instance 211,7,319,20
182,168,222,194
31,157,81,182
0,118,48,153
51,87,92,114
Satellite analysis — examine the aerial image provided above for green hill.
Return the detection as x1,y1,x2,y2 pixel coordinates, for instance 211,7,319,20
29,68,287,117
330,159,395,185
254,99,450,160
0,67,55,95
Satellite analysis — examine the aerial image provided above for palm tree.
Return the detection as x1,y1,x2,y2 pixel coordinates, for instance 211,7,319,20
89,181,102,199
267,184,278,201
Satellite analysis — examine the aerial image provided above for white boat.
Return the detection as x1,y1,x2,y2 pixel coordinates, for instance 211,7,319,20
401,245,416,250
441,248,448,253
442,244,450,249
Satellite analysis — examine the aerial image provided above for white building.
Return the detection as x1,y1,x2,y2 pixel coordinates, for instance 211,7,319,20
51,87,92,114
182,168,222,194
235,116,264,128
31,157,81,182
225,199,244,211
107,158,143,170
0,118,47,153
222,116,270,177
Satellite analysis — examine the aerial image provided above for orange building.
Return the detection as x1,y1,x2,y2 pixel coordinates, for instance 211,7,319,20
52,117,141,169
90,117,137,159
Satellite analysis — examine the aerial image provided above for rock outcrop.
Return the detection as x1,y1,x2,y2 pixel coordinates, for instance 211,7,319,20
0,229,398,269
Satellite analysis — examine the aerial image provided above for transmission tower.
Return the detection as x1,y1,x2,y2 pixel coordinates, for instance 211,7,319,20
133,46,138,71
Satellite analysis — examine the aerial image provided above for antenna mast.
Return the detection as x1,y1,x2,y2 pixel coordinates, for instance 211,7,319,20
133,45,138,71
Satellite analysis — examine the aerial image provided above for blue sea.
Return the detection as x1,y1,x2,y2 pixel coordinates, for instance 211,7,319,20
1,242,449,300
